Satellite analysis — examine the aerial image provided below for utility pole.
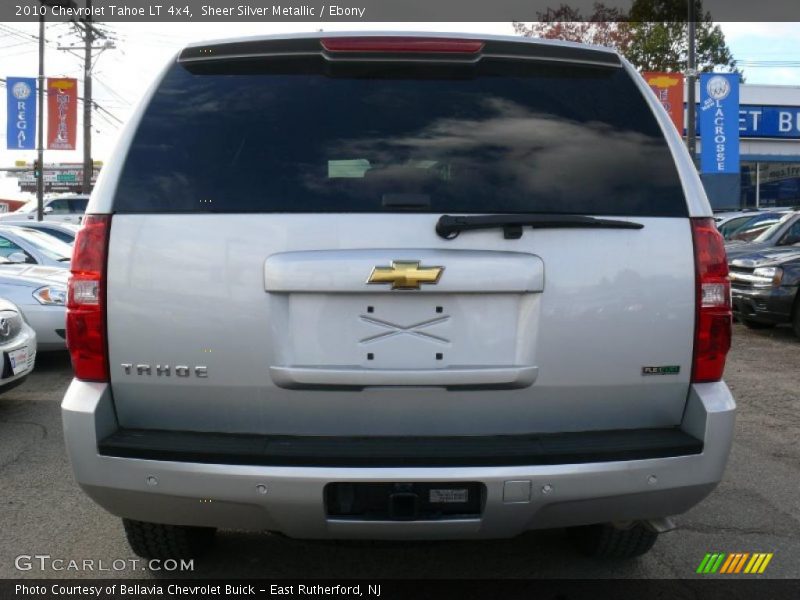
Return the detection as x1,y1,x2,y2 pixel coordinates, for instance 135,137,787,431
59,2,112,195
82,0,93,194
35,1,79,218
36,11,45,221
686,0,697,166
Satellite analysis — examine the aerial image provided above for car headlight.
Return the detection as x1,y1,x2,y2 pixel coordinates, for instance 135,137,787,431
32,285,67,306
752,267,784,287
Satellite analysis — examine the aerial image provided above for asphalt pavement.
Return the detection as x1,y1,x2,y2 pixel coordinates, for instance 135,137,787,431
1,323,798,579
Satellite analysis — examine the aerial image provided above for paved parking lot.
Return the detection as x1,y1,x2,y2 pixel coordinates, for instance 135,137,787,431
1,323,798,579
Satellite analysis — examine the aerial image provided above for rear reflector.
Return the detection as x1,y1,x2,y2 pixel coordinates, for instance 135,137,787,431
321,37,485,54
691,218,731,383
67,214,111,382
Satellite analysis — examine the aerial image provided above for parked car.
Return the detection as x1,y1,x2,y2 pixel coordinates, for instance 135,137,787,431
729,247,800,337
714,209,761,240
62,33,735,562
726,211,800,259
2,221,80,245
723,210,792,242
0,195,88,224
0,263,67,351
0,297,37,394
714,208,758,223
0,225,73,267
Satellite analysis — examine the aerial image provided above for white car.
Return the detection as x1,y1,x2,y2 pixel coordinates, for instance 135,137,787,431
0,195,88,224
0,298,37,394
0,225,73,268
1,221,80,245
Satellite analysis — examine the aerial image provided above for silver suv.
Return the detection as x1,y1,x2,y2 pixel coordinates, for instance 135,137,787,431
62,33,735,561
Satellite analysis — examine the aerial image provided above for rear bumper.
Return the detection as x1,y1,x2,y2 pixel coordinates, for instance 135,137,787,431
62,381,735,539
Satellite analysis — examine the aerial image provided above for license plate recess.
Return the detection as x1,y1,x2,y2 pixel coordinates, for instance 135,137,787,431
325,482,485,521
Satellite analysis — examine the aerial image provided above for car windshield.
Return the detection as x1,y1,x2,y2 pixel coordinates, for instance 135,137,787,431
729,213,786,242
718,215,754,240
23,226,76,244
752,213,796,243
9,227,73,261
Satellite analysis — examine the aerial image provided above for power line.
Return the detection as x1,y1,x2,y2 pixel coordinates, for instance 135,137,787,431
738,63,800,68
0,48,39,59
0,23,50,44
738,59,800,63
0,40,34,50
93,75,131,107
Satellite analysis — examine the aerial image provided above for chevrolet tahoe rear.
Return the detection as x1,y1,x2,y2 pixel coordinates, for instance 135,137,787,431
62,33,735,561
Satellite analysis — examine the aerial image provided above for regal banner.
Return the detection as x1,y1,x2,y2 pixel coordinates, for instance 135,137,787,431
47,77,78,150
6,77,36,150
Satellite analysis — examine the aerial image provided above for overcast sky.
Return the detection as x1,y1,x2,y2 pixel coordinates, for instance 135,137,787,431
1,21,799,199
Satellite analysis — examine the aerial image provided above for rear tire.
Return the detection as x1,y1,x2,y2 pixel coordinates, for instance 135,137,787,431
792,301,800,339
122,519,216,560
568,522,659,559
741,317,775,330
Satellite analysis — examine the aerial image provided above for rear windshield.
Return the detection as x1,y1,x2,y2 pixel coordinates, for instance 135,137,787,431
113,59,686,216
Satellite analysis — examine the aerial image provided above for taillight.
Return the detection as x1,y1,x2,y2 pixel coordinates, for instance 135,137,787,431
67,214,111,382
320,37,485,54
691,218,731,383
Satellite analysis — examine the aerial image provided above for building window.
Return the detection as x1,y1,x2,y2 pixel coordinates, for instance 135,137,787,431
742,162,800,208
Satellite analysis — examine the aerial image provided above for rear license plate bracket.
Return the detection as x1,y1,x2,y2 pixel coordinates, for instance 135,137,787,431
325,482,485,521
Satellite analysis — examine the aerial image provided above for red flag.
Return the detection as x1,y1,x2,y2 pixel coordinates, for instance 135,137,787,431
642,72,685,134
47,78,78,150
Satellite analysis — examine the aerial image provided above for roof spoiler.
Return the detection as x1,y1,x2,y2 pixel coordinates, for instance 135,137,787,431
179,36,621,69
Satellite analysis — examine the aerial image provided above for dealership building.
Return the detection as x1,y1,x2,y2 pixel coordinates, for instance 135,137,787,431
694,83,800,209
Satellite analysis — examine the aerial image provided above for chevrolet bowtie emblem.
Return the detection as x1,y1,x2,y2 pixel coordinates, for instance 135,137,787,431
367,261,444,290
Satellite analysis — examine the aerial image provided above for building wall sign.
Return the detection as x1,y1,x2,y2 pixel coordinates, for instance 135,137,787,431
15,162,101,193
692,105,800,139
738,106,800,138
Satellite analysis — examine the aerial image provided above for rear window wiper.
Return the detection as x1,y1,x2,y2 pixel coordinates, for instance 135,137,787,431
436,214,644,239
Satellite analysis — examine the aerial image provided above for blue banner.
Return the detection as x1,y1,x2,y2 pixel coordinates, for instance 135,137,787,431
6,77,36,150
699,73,739,174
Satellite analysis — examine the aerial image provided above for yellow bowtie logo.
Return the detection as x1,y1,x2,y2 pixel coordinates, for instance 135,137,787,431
367,261,444,290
